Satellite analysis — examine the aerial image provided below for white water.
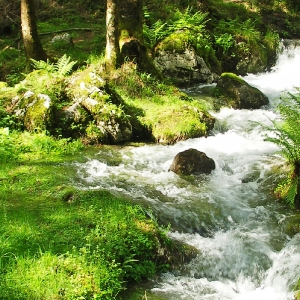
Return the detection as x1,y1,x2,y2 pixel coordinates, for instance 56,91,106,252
74,41,300,299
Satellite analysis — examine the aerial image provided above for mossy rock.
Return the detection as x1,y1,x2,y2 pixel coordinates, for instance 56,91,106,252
235,42,268,75
23,93,53,132
67,68,133,144
215,72,269,109
148,104,214,144
154,30,219,86
282,213,300,237
156,30,190,53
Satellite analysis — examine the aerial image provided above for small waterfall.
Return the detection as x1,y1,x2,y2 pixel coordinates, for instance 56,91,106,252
75,40,300,299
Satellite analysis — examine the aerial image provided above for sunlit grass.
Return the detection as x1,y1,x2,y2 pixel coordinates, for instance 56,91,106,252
0,131,171,299
111,64,212,144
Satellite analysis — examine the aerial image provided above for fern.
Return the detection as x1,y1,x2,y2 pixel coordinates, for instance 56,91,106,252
169,8,209,33
143,7,209,50
275,177,298,208
55,54,77,76
31,54,77,77
30,58,56,73
266,89,300,207
143,20,168,49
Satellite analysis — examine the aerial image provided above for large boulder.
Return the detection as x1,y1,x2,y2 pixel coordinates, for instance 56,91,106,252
215,72,269,109
169,148,215,175
154,30,219,87
154,48,218,87
67,69,133,144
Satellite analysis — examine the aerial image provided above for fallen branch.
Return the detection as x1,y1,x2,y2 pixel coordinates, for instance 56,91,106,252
14,27,102,43
39,27,102,37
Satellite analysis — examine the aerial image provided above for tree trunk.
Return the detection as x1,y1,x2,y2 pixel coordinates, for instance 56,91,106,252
105,0,119,71
105,0,159,75
118,0,144,49
21,0,47,65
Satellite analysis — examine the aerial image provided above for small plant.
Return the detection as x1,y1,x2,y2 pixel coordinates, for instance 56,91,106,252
214,33,235,55
0,127,16,163
169,7,209,33
143,20,168,50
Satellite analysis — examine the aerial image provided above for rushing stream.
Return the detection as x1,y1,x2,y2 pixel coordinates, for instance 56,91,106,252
74,41,300,299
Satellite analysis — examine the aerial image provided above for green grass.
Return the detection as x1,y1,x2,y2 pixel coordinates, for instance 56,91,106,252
111,64,213,144
0,131,171,299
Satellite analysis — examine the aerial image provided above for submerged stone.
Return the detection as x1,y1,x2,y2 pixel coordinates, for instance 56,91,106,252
169,148,215,175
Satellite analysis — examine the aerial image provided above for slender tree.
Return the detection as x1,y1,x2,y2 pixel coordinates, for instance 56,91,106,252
105,0,119,71
21,0,47,65
105,0,157,74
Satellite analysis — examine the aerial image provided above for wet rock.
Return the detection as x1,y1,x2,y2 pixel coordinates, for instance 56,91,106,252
216,72,269,109
169,148,215,175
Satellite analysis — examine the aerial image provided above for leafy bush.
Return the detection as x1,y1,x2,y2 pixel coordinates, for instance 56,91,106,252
143,7,209,50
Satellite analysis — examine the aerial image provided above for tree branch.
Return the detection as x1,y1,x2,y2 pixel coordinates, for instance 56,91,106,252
13,27,102,43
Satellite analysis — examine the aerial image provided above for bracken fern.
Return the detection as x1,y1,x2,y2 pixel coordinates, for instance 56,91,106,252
31,54,77,77
266,89,300,208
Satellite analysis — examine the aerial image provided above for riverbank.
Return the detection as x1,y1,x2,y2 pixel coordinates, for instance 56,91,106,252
0,132,197,299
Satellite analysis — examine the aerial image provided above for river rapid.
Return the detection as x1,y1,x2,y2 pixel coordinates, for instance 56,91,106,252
74,41,300,299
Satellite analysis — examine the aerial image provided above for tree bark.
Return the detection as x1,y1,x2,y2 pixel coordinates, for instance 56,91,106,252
105,0,119,71
118,0,144,49
21,0,47,65
105,0,159,75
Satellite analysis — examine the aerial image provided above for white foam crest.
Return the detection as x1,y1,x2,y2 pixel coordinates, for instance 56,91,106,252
152,273,294,300
76,159,108,182
263,233,300,292
243,42,300,98
155,230,294,300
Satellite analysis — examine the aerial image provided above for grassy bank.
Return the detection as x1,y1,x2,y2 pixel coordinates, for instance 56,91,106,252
0,131,182,299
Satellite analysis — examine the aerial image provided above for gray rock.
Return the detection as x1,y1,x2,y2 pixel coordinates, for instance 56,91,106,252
154,47,219,87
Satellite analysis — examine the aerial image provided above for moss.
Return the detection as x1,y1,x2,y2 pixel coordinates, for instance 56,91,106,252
296,290,300,300
156,30,190,53
67,66,107,99
150,105,208,144
283,213,300,237
220,72,245,84
0,82,7,89
24,95,52,132
110,63,214,144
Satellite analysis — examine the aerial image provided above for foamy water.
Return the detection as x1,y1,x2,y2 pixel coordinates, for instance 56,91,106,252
74,41,300,299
